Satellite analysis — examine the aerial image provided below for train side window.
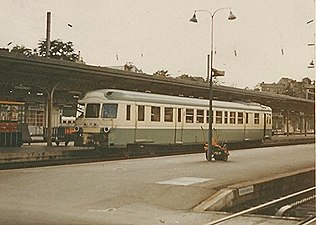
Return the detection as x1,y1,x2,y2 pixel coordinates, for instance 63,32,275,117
237,112,243,124
101,104,118,118
126,105,131,121
178,108,182,123
229,112,236,124
164,107,173,122
216,111,222,124
254,113,260,124
196,109,204,123
186,109,194,123
138,105,145,121
86,103,100,118
224,111,228,124
151,106,160,122
245,113,249,124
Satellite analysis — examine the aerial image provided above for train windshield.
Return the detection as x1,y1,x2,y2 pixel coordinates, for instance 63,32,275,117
101,104,118,118
85,104,100,118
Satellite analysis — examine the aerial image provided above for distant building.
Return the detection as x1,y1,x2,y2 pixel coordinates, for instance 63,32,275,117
254,77,315,100
108,62,143,73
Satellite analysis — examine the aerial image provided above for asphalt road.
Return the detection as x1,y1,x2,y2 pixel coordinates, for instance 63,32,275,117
0,144,314,225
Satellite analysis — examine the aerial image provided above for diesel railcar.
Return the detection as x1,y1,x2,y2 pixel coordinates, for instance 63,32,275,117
74,89,272,147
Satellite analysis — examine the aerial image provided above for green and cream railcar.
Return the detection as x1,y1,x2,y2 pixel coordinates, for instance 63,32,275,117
74,89,272,147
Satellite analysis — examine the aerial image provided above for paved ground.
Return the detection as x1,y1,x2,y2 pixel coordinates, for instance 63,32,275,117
0,144,314,225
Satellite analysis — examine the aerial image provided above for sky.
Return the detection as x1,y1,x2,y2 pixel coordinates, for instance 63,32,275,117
1,0,315,88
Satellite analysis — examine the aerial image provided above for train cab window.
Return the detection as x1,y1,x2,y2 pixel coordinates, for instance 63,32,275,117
216,111,222,124
151,106,160,122
196,109,204,123
186,109,194,123
237,112,243,124
138,105,145,121
224,111,228,124
229,112,236,124
86,104,100,118
126,105,131,121
254,113,260,124
178,109,182,123
101,104,118,118
245,113,249,124
164,107,173,122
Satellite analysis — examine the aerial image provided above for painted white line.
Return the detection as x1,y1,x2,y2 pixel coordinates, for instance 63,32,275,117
157,177,213,186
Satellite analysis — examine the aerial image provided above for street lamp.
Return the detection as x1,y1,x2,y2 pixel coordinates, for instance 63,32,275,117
190,8,236,161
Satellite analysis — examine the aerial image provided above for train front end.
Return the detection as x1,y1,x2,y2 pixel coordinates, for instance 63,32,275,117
74,91,118,147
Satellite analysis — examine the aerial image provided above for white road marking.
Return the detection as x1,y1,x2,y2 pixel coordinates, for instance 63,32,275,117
157,177,213,186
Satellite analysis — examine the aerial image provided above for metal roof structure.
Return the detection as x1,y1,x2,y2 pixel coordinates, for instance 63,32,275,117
0,50,314,115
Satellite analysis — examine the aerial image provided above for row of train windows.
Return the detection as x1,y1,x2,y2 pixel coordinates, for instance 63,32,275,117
126,105,272,125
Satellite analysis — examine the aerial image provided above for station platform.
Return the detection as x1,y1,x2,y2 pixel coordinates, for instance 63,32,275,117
0,134,314,164
0,142,314,225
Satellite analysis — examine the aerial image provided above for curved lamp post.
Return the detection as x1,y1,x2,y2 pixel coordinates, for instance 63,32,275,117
190,8,236,161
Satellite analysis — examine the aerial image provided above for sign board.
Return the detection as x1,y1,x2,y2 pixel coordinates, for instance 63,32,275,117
238,185,254,196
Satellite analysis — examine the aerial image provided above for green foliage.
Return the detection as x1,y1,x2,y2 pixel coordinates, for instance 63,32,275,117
176,74,206,83
9,39,82,62
153,70,170,77
38,39,79,61
10,45,33,57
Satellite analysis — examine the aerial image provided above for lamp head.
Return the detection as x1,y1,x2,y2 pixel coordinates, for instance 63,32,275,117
189,12,198,23
228,10,236,20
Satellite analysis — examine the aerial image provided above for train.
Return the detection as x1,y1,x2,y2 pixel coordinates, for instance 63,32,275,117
73,89,272,150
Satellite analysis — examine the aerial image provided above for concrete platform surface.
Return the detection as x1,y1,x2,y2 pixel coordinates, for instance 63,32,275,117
0,144,314,225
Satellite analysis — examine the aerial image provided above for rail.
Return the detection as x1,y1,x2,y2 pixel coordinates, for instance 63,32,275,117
202,187,316,225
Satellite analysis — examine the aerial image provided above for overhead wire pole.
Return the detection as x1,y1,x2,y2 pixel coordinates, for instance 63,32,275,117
190,8,236,161
46,12,51,57
46,11,53,146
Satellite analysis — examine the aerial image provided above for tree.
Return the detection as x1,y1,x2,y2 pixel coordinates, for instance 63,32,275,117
176,74,206,83
38,39,80,62
10,45,33,57
153,70,170,77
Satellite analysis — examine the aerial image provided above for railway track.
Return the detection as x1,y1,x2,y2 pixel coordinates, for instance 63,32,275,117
203,187,316,225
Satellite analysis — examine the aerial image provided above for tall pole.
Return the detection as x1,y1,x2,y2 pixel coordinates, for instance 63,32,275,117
46,12,51,57
190,8,236,161
207,14,214,161
46,11,52,146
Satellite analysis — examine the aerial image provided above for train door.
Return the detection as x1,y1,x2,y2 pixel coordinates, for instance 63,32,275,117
174,108,183,143
243,112,250,141
263,113,267,139
133,104,138,143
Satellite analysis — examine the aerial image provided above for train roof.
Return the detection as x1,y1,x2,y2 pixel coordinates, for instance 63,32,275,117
79,89,272,112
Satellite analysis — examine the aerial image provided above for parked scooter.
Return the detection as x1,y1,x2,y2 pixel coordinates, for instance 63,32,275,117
204,143,229,161
201,126,229,161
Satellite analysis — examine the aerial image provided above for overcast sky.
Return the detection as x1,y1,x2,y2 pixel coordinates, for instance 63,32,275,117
1,0,315,88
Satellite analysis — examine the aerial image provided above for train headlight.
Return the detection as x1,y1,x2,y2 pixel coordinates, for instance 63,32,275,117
74,126,82,133
101,127,110,133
